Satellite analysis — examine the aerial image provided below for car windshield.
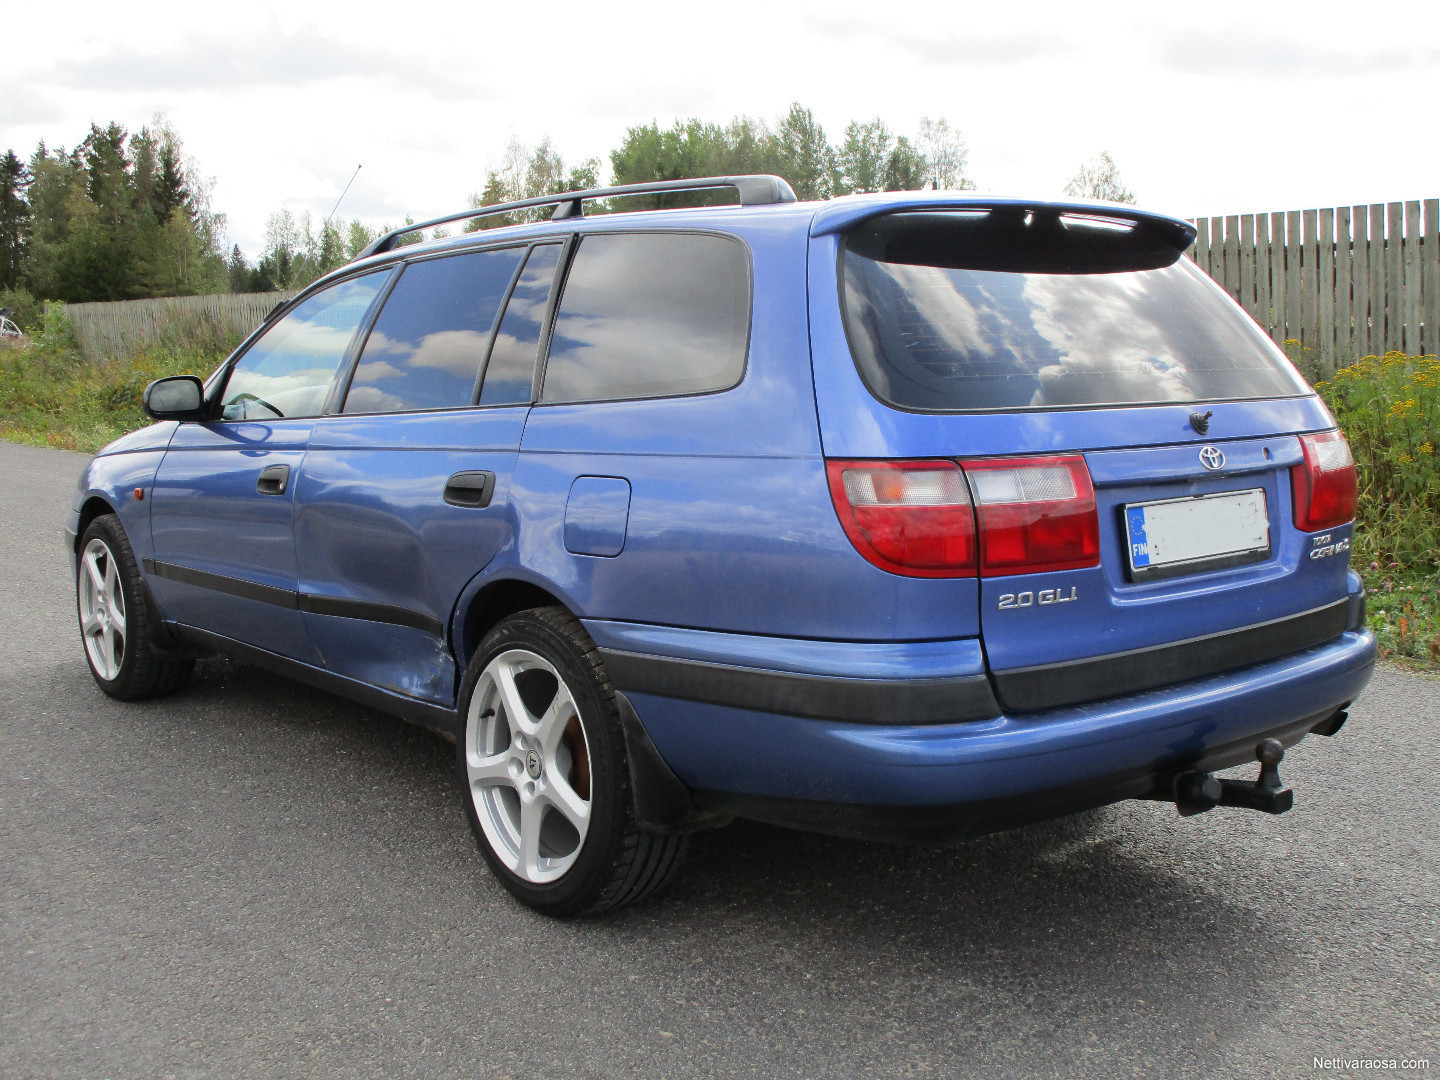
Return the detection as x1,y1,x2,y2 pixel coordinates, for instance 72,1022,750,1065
841,210,1308,412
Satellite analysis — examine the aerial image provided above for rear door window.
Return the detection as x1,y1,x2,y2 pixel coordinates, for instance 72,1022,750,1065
541,232,750,403
841,211,1308,412
343,247,526,414
478,243,563,407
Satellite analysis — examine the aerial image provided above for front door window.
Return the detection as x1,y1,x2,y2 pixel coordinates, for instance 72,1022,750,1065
220,272,388,420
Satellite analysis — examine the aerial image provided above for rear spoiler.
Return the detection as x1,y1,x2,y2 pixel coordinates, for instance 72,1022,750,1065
809,192,1196,253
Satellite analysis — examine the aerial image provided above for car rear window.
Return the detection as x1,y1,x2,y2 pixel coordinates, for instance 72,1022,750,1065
540,233,749,403
841,211,1308,412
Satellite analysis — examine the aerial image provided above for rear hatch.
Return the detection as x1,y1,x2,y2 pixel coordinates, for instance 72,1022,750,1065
808,200,1357,713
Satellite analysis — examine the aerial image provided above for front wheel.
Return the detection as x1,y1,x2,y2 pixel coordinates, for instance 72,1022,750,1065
76,514,193,699
457,607,686,915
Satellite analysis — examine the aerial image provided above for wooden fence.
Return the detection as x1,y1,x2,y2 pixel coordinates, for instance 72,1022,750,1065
1189,199,1439,376
65,290,296,363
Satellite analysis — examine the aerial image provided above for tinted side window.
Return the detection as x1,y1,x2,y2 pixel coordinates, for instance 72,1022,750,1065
478,243,562,407
343,248,526,414
220,272,387,420
541,233,749,403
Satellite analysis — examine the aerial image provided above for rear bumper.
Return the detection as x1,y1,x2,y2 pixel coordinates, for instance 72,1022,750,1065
602,626,1376,841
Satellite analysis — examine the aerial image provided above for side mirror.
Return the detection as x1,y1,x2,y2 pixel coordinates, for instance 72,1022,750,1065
143,376,206,421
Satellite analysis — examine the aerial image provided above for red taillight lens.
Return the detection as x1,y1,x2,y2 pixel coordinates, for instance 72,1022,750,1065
1292,429,1358,532
826,460,977,576
961,455,1100,576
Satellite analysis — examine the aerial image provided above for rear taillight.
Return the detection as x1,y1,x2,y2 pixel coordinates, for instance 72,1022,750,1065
826,454,1101,578
826,460,976,576
1292,429,1358,532
959,455,1100,576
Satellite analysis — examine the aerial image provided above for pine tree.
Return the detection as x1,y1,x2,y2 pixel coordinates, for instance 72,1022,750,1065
0,150,32,289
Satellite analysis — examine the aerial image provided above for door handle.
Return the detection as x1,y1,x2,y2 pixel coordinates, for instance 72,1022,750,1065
257,464,290,496
444,470,495,508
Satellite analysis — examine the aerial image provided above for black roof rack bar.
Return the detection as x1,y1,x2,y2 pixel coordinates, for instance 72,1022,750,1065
355,174,798,260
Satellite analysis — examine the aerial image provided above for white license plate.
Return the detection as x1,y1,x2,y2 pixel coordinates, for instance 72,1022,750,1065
1125,489,1270,579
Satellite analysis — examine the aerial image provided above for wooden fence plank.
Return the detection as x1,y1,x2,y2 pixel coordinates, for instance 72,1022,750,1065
1318,208,1335,372
1193,217,1209,269
1404,200,1422,353
1223,215,1240,300
1371,204,1387,352
1351,206,1370,358
1301,210,1319,352
1386,202,1404,350
1427,199,1440,356
1335,206,1352,363
1240,214,1256,317
1210,216,1226,282
1256,213,1272,339
1270,212,1288,344
1286,211,1303,347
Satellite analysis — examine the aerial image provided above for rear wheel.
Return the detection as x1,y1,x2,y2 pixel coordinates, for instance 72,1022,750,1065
457,606,686,915
76,514,193,700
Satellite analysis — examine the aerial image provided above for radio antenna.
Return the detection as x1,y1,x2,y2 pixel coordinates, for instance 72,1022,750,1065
325,164,362,227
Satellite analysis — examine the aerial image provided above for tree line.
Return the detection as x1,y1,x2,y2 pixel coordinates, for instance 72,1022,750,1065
0,105,1133,324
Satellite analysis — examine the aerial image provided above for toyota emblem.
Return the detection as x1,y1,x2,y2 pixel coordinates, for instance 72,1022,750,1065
1198,446,1225,471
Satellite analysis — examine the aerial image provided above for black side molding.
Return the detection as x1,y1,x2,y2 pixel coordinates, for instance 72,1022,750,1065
599,648,1001,725
144,558,299,609
142,559,444,638
297,593,444,638
992,599,1351,713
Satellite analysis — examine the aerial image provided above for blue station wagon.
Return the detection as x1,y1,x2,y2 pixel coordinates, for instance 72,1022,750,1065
67,176,1376,915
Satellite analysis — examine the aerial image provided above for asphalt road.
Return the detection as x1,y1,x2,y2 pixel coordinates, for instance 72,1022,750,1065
1,439,1435,1080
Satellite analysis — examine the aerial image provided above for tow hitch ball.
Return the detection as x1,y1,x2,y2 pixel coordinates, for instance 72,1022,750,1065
1173,739,1294,817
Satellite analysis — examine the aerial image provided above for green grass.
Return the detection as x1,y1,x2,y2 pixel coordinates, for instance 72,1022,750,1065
0,305,231,453
1312,350,1440,667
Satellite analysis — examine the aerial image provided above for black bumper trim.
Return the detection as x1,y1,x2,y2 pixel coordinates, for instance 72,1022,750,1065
991,598,1351,713
599,648,1002,725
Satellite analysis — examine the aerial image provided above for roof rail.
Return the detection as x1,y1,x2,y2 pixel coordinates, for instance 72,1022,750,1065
354,175,798,260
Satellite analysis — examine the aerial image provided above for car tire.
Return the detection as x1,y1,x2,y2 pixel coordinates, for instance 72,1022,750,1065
76,514,194,700
457,606,687,916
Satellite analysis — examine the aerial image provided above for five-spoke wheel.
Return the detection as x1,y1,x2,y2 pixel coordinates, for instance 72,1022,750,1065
75,514,193,699
78,536,127,682
464,647,593,884
456,606,688,915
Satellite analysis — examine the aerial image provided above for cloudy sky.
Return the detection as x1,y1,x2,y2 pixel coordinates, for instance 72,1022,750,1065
4,0,1437,260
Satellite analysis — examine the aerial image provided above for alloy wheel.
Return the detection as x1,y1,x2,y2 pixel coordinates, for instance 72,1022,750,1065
464,648,593,884
78,537,126,681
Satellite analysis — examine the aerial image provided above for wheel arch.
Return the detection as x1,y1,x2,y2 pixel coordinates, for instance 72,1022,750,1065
455,577,570,669
74,496,119,551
